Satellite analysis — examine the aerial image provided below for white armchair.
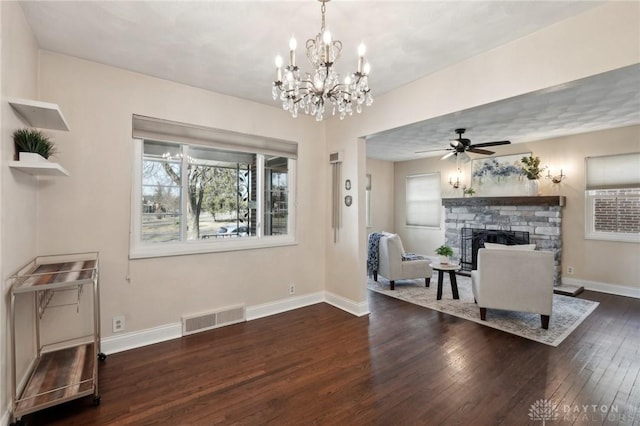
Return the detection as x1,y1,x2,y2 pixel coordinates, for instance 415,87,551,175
471,248,554,329
376,234,432,290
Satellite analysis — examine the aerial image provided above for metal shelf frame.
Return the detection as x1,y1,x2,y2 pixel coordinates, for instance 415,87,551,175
9,252,102,424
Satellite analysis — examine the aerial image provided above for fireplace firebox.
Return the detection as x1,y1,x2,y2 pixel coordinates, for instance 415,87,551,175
460,228,530,272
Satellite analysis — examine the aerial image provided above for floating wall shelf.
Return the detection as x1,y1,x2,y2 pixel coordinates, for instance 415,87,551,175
8,161,70,177
8,97,70,131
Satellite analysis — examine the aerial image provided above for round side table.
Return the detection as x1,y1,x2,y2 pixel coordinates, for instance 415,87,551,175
430,263,461,300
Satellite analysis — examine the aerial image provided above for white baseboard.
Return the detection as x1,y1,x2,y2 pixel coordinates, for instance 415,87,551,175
246,292,325,321
563,277,640,299
324,291,370,317
101,322,182,355
101,291,352,354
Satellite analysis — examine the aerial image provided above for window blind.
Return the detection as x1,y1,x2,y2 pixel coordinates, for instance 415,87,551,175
406,173,441,227
132,115,298,159
586,153,640,190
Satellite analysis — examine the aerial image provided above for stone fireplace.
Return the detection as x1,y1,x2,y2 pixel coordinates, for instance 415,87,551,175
442,196,566,285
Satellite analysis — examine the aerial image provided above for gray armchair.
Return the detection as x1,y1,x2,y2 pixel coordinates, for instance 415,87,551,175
471,248,554,329
377,234,432,290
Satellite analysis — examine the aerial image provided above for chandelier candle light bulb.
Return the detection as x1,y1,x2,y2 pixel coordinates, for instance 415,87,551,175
275,55,283,82
357,43,366,73
289,36,297,66
272,0,373,121
323,31,331,63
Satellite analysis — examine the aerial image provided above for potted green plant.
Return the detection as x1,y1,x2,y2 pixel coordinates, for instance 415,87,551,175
521,155,546,195
520,155,546,179
435,245,454,264
13,128,57,161
462,186,475,197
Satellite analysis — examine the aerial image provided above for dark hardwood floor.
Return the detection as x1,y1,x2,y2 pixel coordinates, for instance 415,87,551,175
23,289,640,425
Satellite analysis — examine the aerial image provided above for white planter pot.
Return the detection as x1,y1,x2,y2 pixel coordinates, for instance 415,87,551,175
19,152,47,162
439,255,449,265
526,179,540,196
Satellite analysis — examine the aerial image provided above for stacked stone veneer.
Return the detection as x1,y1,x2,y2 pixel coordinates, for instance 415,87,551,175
442,196,566,286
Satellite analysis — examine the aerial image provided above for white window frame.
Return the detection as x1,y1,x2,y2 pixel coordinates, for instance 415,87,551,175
585,189,640,243
405,172,441,229
130,139,297,259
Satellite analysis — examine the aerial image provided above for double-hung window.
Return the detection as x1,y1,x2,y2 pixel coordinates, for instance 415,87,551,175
130,116,297,258
585,153,640,243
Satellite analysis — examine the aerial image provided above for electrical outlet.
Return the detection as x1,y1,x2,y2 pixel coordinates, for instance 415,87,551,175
289,284,295,295
567,266,574,275
113,316,125,333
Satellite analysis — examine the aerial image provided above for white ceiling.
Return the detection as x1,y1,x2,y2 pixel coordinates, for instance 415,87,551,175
19,1,639,161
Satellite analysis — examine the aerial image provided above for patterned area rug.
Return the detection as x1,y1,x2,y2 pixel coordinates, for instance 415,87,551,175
368,275,599,347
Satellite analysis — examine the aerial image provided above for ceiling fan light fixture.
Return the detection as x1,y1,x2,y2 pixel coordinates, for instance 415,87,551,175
458,152,471,163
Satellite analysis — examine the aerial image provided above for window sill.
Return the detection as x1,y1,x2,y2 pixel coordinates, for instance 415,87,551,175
585,233,640,244
130,236,297,259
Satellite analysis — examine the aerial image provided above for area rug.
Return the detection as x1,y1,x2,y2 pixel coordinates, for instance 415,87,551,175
367,275,599,347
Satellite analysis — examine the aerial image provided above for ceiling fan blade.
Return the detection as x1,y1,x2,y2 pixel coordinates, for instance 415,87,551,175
441,151,456,160
415,148,450,154
469,140,511,148
467,148,495,155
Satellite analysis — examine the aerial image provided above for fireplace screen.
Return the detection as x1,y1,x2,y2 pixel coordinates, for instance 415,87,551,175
460,228,530,271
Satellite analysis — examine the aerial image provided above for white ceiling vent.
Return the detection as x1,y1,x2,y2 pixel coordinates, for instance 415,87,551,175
182,305,245,336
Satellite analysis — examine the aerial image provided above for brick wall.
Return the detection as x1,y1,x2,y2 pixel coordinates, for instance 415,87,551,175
594,192,640,233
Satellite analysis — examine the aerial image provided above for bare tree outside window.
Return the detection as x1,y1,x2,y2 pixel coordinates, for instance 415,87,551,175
141,141,256,242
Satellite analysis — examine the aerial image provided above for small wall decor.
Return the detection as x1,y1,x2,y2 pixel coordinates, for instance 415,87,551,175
471,153,529,196
345,179,351,190
344,195,353,207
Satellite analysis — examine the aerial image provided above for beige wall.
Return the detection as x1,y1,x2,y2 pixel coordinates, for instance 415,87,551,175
365,158,394,234
34,51,328,335
0,0,40,418
392,126,640,289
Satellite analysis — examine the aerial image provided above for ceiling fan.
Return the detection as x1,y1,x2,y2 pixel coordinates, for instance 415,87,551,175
417,128,511,161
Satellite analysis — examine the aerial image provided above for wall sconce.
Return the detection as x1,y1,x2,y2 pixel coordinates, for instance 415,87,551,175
449,170,462,189
546,169,566,184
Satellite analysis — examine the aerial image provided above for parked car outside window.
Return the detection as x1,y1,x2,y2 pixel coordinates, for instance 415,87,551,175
216,224,248,237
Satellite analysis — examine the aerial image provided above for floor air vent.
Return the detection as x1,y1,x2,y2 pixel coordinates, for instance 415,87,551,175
182,305,245,336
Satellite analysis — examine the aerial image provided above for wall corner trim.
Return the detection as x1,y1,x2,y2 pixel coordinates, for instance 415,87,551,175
324,291,370,317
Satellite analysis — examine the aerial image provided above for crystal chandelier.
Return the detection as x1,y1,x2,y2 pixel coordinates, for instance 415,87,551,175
272,0,373,121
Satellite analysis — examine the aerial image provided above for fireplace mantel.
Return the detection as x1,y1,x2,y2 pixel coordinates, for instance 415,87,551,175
442,196,565,207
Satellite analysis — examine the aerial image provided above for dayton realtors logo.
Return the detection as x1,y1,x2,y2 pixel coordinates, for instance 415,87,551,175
529,399,558,424
529,399,630,423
